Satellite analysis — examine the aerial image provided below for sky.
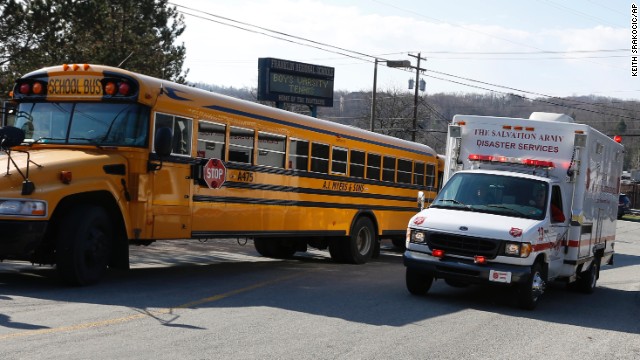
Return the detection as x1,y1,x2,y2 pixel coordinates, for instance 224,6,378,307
167,0,635,100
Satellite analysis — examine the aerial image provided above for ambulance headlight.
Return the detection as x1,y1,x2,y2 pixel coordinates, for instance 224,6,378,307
504,242,532,257
409,230,427,244
0,199,47,217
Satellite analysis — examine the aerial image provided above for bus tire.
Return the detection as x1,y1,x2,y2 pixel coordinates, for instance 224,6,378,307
576,258,599,294
346,217,375,264
56,205,112,286
517,262,545,310
328,238,346,263
254,239,296,259
406,268,433,295
391,238,406,251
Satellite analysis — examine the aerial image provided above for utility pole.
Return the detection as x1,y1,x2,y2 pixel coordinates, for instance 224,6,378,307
370,58,411,133
408,53,427,142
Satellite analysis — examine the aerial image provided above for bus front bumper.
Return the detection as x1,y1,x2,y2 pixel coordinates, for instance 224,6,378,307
0,220,48,260
403,250,532,286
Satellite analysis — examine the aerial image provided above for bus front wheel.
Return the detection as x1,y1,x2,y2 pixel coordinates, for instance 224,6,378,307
56,205,113,286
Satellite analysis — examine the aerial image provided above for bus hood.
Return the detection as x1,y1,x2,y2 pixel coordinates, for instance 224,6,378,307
409,207,541,242
0,149,128,195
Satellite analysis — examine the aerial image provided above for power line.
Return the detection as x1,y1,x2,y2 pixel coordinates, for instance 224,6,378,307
170,2,638,119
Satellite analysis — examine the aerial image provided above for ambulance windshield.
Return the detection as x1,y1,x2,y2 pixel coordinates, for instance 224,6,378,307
431,172,548,220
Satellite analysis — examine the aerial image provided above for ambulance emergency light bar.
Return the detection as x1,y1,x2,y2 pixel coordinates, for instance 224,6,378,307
468,154,555,168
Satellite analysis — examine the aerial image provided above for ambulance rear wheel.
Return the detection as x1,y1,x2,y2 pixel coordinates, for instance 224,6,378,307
576,259,599,294
517,263,546,310
56,205,112,286
406,268,433,295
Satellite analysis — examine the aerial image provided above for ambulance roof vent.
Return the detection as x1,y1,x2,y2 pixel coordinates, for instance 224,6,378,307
529,112,575,123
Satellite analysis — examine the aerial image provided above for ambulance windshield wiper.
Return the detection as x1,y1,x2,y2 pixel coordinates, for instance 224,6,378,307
485,204,528,217
434,199,472,210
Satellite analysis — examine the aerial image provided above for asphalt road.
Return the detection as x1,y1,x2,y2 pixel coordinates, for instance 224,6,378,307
1,222,639,360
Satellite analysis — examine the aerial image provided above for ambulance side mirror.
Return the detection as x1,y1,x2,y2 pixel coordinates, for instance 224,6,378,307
417,191,425,211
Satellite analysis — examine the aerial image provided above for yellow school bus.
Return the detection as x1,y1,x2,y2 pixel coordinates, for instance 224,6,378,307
0,64,439,285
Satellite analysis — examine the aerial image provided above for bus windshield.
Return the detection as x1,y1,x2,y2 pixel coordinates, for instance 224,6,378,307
431,172,548,220
13,102,150,147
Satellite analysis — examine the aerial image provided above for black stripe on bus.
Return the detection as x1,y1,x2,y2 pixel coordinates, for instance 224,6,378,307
191,196,419,213
224,162,436,192
192,230,346,239
202,104,435,157
223,181,414,202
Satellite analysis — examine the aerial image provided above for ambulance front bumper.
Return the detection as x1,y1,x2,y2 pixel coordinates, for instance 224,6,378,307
403,250,532,285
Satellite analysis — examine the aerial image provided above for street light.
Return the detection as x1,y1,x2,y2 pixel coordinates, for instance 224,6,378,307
408,53,427,142
370,59,411,132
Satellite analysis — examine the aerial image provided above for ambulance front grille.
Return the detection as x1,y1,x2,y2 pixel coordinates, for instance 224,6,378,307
426,232,500,258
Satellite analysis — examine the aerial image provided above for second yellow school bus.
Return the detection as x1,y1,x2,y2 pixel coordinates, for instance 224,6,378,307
0,64,438,285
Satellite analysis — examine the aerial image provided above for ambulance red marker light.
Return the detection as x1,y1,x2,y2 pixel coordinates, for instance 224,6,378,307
432,249,445,258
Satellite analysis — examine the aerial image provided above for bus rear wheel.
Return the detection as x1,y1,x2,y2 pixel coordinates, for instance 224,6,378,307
330,217,375,264
56,205,113,286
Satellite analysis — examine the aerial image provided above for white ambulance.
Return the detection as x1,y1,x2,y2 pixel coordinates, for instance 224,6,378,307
403,112,624,309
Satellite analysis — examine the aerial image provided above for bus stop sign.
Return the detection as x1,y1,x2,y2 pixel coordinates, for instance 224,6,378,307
203,158,226,189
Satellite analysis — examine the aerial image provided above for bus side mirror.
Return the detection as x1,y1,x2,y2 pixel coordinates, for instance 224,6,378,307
148,127,173,172
417,191,425,211
0,126,25,150
154,127,173,157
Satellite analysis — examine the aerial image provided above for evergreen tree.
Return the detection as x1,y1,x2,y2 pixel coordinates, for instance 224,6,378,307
0,0,187,96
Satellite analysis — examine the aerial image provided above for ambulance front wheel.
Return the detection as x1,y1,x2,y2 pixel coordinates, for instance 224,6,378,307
517,262,546,310
406,268,433,296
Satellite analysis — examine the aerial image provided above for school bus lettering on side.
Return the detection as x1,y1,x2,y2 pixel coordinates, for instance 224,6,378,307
321,181,365,193
236,171,254,182
1,63,440,286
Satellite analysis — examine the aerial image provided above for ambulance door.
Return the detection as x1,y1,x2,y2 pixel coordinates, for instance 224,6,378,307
547,185,568,279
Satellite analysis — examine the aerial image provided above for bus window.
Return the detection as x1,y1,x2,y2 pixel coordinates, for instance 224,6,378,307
197,121,226,159
383,156,396,182
426,163,436,189
310,142,329,174
257,131,285,168
349,150,365,178
155,113,192,156
414,161,426,186
289,138,309,170
366,153,381,180
331,147,347,175
397,158,412,184
229,126,254,164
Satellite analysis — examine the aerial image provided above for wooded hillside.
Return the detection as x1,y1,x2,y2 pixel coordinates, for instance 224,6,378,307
194,82,640,170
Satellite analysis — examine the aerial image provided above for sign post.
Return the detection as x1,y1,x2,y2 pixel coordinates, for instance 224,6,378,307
203,158,226,189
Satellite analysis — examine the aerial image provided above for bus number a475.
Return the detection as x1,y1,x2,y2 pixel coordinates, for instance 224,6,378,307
237,171,254,182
